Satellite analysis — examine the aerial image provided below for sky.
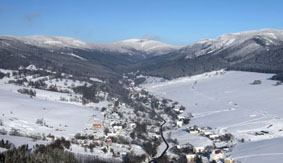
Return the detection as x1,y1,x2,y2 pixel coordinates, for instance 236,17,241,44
0,0,282,45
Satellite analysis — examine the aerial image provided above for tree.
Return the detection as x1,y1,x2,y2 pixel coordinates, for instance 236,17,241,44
252,80,262,85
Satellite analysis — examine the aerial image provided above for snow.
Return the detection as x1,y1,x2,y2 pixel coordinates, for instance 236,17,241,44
0,147,7,153
90,77,103,83
170,129,213,147
0,70,109,144
232,137,283,163
26,65,38,71
142,76,168,85
143,70,283,162
1,35,181,57
0,88,105,137
97,38,181,56
22,35,89,48
0,135,49,148
67,53,87,61
183,29,283,58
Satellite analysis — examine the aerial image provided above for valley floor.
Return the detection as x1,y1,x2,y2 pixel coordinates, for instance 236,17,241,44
142,70,283,163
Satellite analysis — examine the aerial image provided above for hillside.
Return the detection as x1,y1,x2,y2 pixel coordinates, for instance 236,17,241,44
142,70,283,162
2,29,283,80
136,29,283,79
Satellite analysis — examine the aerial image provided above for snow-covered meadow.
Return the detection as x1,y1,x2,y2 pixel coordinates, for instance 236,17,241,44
0,69,108,148
142,70,283,162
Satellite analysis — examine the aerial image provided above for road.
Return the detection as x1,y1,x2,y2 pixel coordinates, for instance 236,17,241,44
149,120,169,163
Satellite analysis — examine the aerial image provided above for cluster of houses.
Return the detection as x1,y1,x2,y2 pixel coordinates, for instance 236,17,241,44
184,126,235,163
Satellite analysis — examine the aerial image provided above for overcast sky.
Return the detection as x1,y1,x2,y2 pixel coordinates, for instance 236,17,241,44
0,0,282,45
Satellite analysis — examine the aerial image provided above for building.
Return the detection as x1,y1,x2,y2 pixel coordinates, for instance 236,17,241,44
113,126,123,131
224,158,234,163
129,122,137,129
107,132,118,137
187,126,200,134
177,120,183,127
209,134,219,140
203,131,213,137
210,149,224,162
193,146,205,153
177,115,185,121
105,138,112,146
93,124,102,129
186,154,196,163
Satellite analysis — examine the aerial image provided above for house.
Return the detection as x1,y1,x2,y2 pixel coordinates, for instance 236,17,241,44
177,115,185,121
135,87,142,93
215,142,229,149
187,126,200,134
174,108,180,112
105,138,112,146
153,134,161,139
129,122,136,129
177,120,183,127
46,135,55,140
113,151,120,157
93,124,102,129
107,132,118,137
193,146,205,153
209,134,219,140
186,154,196,163
113,126,123,131
210,149,224,162
203,131,213,137
189,130,199,134
224,158,234,163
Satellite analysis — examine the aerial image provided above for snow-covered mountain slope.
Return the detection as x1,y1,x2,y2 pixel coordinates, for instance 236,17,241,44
1,35,91,49
0,69,107,139
180,29,283,59
142,70,283,162
100,39,181,57
137,29,283,79
2,29,283,80
0,35,180,57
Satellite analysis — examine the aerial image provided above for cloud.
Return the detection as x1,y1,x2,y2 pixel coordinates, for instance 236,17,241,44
140,34,160,40
25,14,40,21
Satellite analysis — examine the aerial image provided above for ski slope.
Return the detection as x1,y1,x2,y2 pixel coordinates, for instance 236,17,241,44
142,70,283,162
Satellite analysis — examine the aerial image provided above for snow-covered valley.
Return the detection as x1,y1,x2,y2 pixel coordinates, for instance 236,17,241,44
1,65,283,162
142,70,283,163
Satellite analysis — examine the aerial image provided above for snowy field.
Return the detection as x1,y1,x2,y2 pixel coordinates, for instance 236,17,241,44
142,70,283,162
0,70,108,147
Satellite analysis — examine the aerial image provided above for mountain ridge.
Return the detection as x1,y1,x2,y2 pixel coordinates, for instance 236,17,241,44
1,29,283,79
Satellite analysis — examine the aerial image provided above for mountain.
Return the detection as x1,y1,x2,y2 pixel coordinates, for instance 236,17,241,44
3,36,180,58
137,29,283,79
179,29,283,59
1,29,283,80
12,35,92,49
0,35,180,79
0,36,122,79
100,39,180,57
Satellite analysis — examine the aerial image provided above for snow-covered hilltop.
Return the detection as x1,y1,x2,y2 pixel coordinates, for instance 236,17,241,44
2,29,283,59
107,39,181,56
1,35,180,58
181,29,283,59
1,35,91,49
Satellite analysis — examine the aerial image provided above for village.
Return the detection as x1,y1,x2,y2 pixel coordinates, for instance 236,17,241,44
0,66,240,163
